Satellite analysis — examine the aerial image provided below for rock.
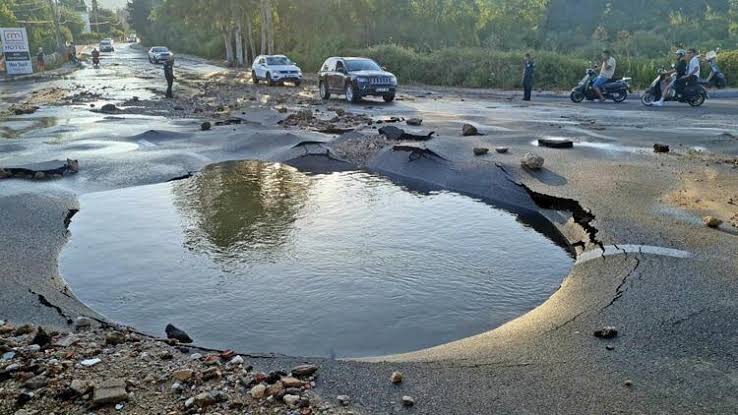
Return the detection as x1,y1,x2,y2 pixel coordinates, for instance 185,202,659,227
201,121,212,131
390,371,403,384
27,344,40,352
170,382,184,394
473,147,489,156
266,370,287,384
184,397,195,408
250,384,267,399
227,355,244,366
521,152,544,170
277,106,288,113
704,216,723,228
23,375,48,390
495,147,509,154
462,124,479,136
653,143,670,153
81,358,102,367
159,351,174,360
406,118,423,126
74,316,93,331
93,378,129,406
538,137,574,149
291,364,318,377
194,391,215,407
100,103,118,113
16,391,34,407
593,326,618,339
173,369,194,382
337,395,351,406
105,332,125,346
165,324,193,343
70,379,90,396
266,380,284,397
132,96,139,102
402,396,415,407
202,367,222,381
14,324,34,336
284,394,300,407
624,379,633,387
33,172,45,180
281,376,303,388
606,345,615,351
335,108,346,116
2,351,15,361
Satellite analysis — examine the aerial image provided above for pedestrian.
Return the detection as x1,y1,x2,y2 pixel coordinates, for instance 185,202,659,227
522,53,535,101
36,47,45,72
163,55,175,98
69,42,77,64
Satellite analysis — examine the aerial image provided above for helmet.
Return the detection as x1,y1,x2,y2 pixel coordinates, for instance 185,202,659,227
674,49,686,57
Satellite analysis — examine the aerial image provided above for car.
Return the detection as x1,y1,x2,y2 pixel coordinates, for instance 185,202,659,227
99,39,114,52
318,57,397,103
148,46,172,64
127,34,137,43
251,55,303,86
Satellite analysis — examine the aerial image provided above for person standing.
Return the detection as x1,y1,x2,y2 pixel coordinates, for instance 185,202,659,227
592,50,616,103
36,47,45,72
163,55,175,98
522,53,535,101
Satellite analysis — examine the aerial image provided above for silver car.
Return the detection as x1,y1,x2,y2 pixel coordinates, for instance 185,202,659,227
148,46,172,64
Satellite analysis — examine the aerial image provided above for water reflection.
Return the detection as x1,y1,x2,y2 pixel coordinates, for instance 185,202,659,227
172,162,312,268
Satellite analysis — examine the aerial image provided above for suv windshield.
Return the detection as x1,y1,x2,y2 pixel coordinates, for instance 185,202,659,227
266,56,290,66
346,59,381,72
152,47,168,53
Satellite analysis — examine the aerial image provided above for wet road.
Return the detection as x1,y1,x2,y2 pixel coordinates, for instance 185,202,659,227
2,45,738,414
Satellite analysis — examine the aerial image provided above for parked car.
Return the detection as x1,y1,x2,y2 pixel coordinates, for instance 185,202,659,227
99,39,114,52
318,57,397,103
251,55,303,86
148,46,172,64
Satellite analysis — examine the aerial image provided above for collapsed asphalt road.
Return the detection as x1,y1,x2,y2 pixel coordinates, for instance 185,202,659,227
1,43,738,414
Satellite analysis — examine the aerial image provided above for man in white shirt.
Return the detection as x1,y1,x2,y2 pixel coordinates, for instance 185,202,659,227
592,50,616,103
683,48,701,86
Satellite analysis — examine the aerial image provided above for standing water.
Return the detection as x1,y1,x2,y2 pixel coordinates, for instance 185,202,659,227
61,161,572,357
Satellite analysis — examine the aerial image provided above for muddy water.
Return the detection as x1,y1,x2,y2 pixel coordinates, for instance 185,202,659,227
61,161,572,357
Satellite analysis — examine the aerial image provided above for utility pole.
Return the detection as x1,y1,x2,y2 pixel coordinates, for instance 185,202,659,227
92,0,100,34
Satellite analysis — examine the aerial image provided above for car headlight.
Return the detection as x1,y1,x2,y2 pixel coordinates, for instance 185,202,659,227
357,77,369,84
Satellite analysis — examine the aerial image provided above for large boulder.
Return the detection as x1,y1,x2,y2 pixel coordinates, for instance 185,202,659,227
165,324,193,343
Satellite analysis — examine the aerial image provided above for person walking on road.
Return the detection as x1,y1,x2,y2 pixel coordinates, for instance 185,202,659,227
36,48,45,72
163,55,175,98
522,53,535,101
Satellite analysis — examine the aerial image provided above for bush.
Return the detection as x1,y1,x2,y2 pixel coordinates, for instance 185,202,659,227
719,50,738,86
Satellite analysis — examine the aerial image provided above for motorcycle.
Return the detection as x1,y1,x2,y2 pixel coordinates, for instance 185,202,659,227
641,70,707,107
570,68,631,103
92,56,100,68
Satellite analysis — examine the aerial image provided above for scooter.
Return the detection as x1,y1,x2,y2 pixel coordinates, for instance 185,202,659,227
570,68,631,103
700,49,727,89
641,70,708,107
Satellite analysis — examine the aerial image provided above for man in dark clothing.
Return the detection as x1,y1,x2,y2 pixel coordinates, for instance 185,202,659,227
522,53,535,101
163,55,175,98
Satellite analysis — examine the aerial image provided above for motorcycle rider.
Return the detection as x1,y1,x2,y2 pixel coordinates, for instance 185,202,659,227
91,48,100,66
653,49,686,107
592,50,616,103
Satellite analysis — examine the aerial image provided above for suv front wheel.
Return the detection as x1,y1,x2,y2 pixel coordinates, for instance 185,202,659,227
251,71,259,84
345,82,360,103
319,81,331,100
383,93,395,103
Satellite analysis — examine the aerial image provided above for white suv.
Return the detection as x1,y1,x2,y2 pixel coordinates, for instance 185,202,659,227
251,55,303,86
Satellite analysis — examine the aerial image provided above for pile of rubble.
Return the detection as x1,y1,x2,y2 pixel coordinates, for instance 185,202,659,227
280,108,372,134
0,318,353,415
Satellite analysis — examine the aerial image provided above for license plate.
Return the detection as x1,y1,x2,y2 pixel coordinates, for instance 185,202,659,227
376,88,389,92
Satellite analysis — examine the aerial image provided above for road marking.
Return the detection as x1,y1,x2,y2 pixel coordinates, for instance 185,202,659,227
576,244,693,265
